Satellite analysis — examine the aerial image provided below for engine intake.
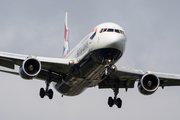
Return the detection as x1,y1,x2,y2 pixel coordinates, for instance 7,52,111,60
138,73,160,95
19,58,41,79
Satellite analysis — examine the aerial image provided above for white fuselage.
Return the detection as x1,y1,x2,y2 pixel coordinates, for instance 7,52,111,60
55,22,127,96
66,22,127,61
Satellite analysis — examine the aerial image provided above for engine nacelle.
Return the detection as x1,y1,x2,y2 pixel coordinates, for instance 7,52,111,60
19,57,41,79
138,73,160,95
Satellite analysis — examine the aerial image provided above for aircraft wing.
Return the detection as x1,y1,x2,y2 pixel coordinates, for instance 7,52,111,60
0,51,72,83
98,66,180,89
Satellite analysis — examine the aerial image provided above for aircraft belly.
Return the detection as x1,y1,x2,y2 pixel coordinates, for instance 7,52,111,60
55,48,122,96
55,61,105,96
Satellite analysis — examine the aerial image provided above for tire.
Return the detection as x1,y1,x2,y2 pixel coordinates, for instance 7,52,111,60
40,88,45,98
116,98,122,108
48,89,53,99
108,97,114,107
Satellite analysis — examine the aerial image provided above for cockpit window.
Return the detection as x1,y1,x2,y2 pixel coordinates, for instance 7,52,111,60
103,28,107,32
99,28,125,36
115,29,120,33
120,30,125,36
99,29,103,33
107,29,114,32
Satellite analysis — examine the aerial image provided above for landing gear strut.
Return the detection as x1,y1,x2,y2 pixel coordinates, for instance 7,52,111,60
39,72,53,99
104,59,112,76
107,80,122,108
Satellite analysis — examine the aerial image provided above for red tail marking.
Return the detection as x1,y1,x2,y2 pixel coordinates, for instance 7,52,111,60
65,24,68,42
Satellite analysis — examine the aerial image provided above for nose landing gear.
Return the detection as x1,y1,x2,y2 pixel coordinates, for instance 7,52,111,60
104,59,113,76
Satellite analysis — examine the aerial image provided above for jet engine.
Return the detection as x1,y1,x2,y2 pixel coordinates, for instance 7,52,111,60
19,57,41,79
138,73,160,95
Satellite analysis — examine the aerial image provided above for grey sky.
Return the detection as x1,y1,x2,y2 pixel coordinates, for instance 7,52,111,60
0,0,180,120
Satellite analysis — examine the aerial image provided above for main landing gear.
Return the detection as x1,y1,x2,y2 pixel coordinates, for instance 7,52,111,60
104,59,122,108
39,72,54,99
108,86,122,108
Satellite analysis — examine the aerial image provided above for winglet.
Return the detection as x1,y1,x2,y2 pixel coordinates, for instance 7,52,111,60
63,12,69,58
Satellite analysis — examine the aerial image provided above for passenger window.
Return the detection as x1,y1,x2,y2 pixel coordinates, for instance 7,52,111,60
107,29,114,32
115,29,120,33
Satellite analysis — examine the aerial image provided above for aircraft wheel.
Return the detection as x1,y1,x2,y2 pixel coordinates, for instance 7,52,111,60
116,98,122,108
48,89,53,99
108,97,114,107
40,88,45,98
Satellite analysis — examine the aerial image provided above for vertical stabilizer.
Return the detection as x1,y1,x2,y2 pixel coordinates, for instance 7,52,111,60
63,12,69,58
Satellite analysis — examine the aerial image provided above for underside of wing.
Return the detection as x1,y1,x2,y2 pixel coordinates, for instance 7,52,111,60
0,51,72,82
36,56,71,74
148,71,180,88
0,51,27,69
99,66,180,91
99,66,145,89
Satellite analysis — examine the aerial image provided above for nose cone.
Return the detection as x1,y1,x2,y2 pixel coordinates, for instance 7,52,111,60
106,33,127,53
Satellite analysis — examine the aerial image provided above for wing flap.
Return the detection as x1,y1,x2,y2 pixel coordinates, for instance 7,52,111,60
0,69,63,83
99,79,136,89
0,58,14,69
0,69,19,75
36,69,63,83
160,79,180,87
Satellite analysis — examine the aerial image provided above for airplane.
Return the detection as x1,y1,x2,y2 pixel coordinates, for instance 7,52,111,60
0,12,180,108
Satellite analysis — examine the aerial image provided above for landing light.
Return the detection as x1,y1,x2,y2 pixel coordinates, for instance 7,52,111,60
111,65,117,71
69,60,74,66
